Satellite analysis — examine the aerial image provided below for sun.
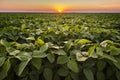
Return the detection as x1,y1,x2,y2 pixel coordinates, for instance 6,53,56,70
58,9,62,13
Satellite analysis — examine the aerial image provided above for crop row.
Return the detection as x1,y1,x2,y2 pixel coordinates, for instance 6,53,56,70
0,13,120,80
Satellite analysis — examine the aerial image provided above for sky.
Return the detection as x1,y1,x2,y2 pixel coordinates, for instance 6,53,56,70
0,0,120,12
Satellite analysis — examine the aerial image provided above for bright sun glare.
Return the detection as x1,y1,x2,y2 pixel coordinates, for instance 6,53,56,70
58,9,62,13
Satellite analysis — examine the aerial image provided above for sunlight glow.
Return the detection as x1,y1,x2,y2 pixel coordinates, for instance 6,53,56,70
58,9,62,12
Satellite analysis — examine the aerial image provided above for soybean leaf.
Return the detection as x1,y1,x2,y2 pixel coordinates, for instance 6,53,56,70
57,55,69,64
26,36,35,41
40,43,48,53
0,46,6,57
114,58,120,70
97,60,106,71
116,70,120,80
29,71,39,80
55,49,66,55
70,72,79,80
76,52,88,61
47,54,55,63
67,59,79,73
6,47,20,56
21,24,26,31
36,38,45,46
18,59,31,76
31,58,42,70
64,41,73,52
90,52,98,58
110,46,120,56
32,50,47,58
96,47,103,56
0,39,10,48
82,61,94,68
0,59,11,80
65,76,72,80
57,67,69,77
97,71,105,80
102,54,117,62
75,39,91,44
43,68,53,80
15,52,32,61
53,74,61,80
88,45,96,56
83,68,94,80
0,57,6,67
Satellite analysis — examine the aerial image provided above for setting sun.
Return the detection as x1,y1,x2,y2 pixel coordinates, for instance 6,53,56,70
58,9,62,13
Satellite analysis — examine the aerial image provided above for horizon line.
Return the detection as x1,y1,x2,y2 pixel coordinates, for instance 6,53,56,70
0,10,120,13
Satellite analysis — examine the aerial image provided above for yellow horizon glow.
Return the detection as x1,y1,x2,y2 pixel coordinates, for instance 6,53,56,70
58,9,62,12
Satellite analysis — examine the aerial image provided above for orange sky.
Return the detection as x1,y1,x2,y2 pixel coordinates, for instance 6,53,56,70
0,0,120,12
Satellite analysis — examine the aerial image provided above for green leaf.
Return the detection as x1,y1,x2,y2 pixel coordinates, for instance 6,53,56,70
110,46,120,56
15,52,32,61
65,76,72,80
96,47,103,56
0,39,10,48
82,61,94,68
116,70,120,80
90,52,98,58
29,71,39,80
88,45,96,56
31,58,42,70
0,46,6,57
26,36,35,41
102,54,117,62
55,49,66,55
47,54,55,63
0,59,11,80
6,47,20,56
21,24,26,31
70,72,79,80
36,38,45,46
15,43,28,50
97,60,106,71
114,58,120,70
57,67,69,77
67,59,79,73
18,59,31,76
76,52,88,61
0,57,6,67
97,72,105,80
57,56,69,64
53,74,61,80
75,39,91,44
64,41,72,52
32,50,47,58
40,43,48,53
83,68,94,80
43,68,53,80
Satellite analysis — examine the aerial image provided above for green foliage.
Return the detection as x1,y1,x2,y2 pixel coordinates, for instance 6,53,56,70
0,59,11,80
0,57,6,67
0,13,120,80
67,59,79,73
43,68,53,80
57,55,69,64
47,53,55,63
83,68,94,80
57,67,69,77
55,49,67,55
31,58,42,70
18,59,31,76
97,71,105,80
97,60,106,71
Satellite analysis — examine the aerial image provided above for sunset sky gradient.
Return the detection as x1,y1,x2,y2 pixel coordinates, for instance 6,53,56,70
0,0,120,12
